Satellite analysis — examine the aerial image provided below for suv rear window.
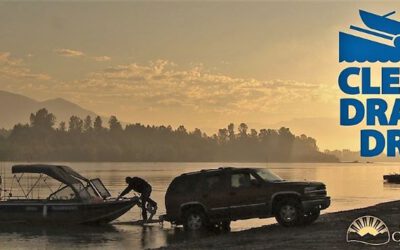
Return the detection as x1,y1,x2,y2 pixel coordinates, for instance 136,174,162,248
169,175,198,194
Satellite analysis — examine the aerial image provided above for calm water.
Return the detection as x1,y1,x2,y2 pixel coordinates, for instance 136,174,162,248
1,162,400,249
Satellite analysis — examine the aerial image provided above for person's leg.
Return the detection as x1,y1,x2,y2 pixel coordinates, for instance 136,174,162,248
145,187,157,221
140,191,150,221
146,187,157,207
148,197,157,207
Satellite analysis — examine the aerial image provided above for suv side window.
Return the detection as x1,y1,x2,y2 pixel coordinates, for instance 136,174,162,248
204,174,226,191
231,173,252,188
250,173,261,185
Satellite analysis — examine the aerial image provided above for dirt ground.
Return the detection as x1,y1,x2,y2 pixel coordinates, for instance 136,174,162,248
159,201,400,249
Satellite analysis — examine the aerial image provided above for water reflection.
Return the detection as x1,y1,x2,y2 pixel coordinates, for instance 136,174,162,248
0,223,200,249
383,182,400,190
0,224,124,249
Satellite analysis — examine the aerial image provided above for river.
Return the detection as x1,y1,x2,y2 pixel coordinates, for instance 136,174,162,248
0,162,399,249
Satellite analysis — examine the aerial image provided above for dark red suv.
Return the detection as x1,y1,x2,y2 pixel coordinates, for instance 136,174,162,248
163,167,330,231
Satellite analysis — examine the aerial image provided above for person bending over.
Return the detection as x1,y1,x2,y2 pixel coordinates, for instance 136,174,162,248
118,177,157,221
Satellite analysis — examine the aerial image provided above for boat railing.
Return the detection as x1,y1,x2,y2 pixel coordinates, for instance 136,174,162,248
0,166,117,203
0,173,65,201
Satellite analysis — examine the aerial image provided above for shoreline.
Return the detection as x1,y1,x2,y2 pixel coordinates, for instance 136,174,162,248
159,200,400,249
0,160,340,163
2,161,382,164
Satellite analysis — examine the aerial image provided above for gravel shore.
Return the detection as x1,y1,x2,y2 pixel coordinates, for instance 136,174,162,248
159,200,400,249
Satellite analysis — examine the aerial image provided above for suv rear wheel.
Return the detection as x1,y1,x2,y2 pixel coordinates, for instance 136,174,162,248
275,199,303,227
183,208,207,231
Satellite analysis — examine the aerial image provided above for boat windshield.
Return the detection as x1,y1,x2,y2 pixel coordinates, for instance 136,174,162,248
90,178,111,199
255,169,284,182
49,183,99,201
75,183,98,201
85,184,98,198
48,185,78,200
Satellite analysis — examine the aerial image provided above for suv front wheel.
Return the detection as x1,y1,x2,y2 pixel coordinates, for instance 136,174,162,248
183,208,207,231
275,199,303,227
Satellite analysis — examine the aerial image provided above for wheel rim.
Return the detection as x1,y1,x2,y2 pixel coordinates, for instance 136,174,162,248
187,214,202,230
279,205,297,222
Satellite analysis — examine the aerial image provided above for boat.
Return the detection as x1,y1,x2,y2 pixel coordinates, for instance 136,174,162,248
383,173,400,184
340,10,400,62
360,10,400,36
0,164,139,224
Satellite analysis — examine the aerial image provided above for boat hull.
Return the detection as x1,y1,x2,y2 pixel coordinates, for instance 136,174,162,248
360,10,400,35
0,199,138,224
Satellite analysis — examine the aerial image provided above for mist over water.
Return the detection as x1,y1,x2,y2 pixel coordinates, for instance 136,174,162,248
0,162,399,249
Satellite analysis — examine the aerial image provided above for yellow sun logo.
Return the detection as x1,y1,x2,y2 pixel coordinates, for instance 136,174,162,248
346,216,390,245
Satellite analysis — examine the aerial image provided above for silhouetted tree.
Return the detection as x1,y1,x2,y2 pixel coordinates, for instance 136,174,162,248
192,128,202,138
250,129,258,138
58,122,66,132
228,123,235,141
176,125,187,135
94,116,103,132
108,116,122,131
30,108,55,130
0,109,338,162
218,128,228,144
83,115,93,132
69,116,83,133
238,123,248,138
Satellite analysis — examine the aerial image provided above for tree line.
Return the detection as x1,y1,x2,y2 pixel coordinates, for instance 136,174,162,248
0,108,338,162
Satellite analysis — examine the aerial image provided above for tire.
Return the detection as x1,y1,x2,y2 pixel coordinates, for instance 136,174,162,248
302,210,320,225
275,199,303,227
183,208,207,231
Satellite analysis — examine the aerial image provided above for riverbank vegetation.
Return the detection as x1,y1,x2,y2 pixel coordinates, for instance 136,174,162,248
0,109,338,162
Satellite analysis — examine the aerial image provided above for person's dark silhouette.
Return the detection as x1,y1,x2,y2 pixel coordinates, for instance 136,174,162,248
118,177,157,221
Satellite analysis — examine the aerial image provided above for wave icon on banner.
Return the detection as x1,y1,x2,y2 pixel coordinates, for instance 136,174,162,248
346,215,390,246
339,10,400,62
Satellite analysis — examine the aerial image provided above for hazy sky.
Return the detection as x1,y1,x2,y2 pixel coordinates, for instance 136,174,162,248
0,1,399,150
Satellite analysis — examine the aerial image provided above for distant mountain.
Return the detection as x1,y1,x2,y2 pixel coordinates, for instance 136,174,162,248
0,90,98,128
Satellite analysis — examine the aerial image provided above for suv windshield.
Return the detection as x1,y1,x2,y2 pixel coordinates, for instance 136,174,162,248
255,169,283,182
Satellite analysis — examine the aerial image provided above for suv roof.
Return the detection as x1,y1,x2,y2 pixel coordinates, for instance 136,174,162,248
180,167,253,177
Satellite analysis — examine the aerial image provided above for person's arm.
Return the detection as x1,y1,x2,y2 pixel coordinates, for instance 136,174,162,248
118,185,132,199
